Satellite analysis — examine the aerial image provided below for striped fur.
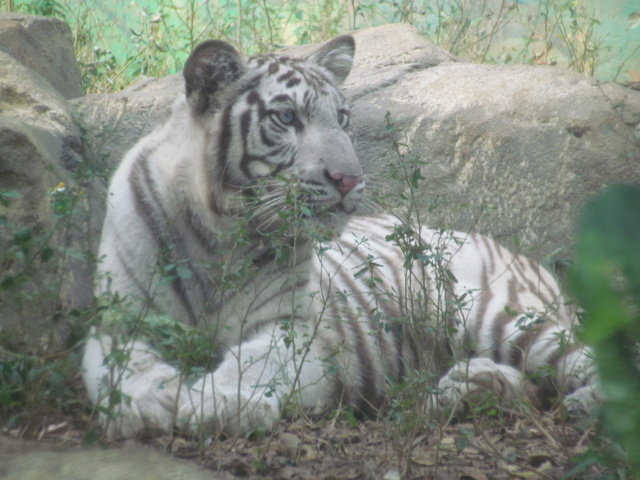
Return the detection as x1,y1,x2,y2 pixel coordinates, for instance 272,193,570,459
82,36,596,440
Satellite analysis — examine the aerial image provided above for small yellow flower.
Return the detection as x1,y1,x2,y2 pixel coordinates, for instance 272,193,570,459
51,182,66,194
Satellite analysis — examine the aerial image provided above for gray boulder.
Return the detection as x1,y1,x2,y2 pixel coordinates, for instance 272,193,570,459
0,13,83,99
72,73,184,178
0,17,90,349
0,435,216,480
351,56,640,258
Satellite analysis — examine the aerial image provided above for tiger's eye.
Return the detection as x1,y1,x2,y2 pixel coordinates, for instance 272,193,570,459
276,110,295,125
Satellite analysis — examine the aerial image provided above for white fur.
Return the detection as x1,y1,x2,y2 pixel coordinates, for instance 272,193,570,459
82,334,188,439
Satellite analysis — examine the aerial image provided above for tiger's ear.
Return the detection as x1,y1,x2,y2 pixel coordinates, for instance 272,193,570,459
183,40,245,116
307,35,355,85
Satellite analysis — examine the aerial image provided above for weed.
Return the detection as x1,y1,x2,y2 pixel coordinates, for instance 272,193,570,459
0,120,108,438
1,0,631,92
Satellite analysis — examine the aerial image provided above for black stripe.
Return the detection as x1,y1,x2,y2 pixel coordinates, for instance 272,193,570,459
271,93,293,104
469,238,492,344
218,103,235,190
184,204,217,253
239,108,256,179
268,61,280,75
276,70,295,83
130,152,166,245
259,124,276,147
129,154,201,325
319,251,387,415
341,307,379,416
490,275,518,362
113,241,158,312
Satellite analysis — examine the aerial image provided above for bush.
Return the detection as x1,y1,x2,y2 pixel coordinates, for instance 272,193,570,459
573,184,640,478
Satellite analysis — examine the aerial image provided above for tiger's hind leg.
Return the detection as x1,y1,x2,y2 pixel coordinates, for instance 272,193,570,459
82,334,187,440
430,348,600,418
430,357,536,416
554,346,601,416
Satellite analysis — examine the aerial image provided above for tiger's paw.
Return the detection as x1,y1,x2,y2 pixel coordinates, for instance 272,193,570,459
563,384,600,418
429,357,524,416
98,351,186,440
177,378,280,438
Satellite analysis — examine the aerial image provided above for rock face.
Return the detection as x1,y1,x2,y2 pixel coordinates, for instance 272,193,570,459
350,60,640,257
0,13,89,349
1,16,640,348
0,13,83,100
0,435,216,480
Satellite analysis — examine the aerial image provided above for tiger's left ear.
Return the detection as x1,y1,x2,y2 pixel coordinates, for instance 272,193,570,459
307,35,355,85
183,40,246,116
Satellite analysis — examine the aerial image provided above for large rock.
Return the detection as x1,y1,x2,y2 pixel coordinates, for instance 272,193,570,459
72,73,184,178
0,13,83,99
74,23,640,261
0,435,215,480
0,50,79,140
0,19,91,349
351,59,640,258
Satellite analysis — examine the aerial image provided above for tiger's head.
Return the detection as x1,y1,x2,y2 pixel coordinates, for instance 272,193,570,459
183,35,363,236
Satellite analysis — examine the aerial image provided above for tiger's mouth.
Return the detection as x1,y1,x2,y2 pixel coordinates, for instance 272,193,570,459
302,195,359,217
327,201,357,215
248,197,356,236
243,176,362,236
302,184,363,217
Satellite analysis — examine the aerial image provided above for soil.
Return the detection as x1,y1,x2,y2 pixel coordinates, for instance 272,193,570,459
2,405,624,480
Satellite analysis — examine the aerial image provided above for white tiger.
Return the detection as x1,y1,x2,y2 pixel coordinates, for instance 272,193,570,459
82,35,597,440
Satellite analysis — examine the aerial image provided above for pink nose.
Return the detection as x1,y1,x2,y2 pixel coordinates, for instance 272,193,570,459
331,173,362,196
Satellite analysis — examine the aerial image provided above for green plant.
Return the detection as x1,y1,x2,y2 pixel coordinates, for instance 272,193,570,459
572,183,640,478
2,0,630,93
0,129,109,437
14,0,65,17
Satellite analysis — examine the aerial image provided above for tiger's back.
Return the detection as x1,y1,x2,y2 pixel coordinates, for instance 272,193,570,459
310,214,594,414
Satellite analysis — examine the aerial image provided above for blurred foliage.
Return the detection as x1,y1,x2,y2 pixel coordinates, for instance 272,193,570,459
572,183,640,477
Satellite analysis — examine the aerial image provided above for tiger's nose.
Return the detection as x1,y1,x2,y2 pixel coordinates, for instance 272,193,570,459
328,172,363,196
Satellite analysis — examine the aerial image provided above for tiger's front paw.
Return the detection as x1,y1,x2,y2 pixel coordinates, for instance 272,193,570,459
177,378,280,438
429,357,524,415
100,354,186,440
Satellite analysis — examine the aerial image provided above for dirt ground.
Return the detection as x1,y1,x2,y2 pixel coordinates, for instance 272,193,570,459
2,404,625,480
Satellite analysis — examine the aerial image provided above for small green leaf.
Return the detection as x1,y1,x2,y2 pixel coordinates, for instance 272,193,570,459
353,266,369,279
0,190,21,207
12,226,32,246
41,247,55,263
176,266,192,279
